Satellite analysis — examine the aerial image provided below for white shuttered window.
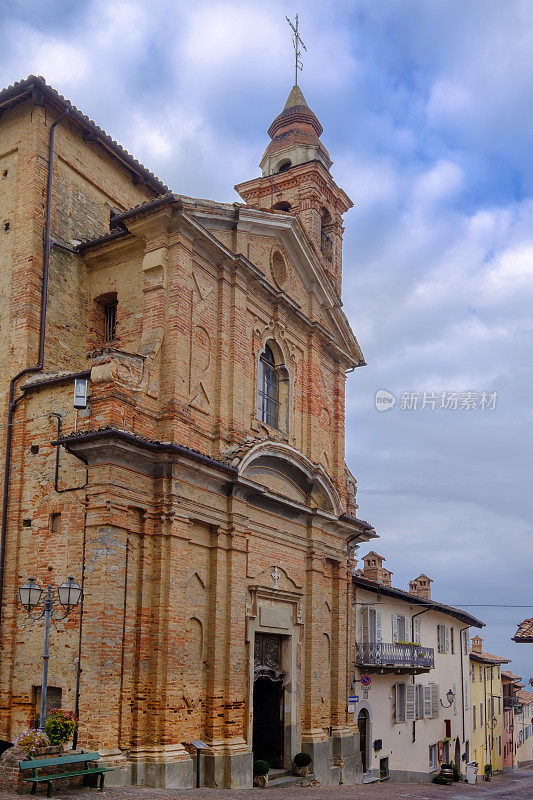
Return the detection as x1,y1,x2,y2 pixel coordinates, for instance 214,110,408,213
406,684,416,722
395,683,406,723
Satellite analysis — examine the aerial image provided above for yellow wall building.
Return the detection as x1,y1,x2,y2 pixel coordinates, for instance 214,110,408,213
469,636,509,778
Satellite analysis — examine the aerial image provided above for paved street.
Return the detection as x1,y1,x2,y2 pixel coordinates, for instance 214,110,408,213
1,764,532,800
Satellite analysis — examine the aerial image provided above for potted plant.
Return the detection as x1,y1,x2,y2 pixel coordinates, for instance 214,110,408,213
484,763,492,781
292,751,312,776
44,710,78,750
253,759,269,787
13,730,50,757
439,762,454,783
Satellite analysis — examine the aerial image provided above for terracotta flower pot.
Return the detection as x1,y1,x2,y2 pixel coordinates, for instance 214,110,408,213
253,774,268,786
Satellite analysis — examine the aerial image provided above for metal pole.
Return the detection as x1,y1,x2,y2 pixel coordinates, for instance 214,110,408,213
39,585,53,731
196,748,200,788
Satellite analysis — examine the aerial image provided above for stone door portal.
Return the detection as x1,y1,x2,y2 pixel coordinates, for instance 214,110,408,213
358,708,368,772
252,633,284,769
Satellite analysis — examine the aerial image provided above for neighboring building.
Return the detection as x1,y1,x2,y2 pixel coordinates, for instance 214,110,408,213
513,619,533,644
515,688,533,764
352,553,483,783
0,75,377,787
501,671,521,771
469,636,509,776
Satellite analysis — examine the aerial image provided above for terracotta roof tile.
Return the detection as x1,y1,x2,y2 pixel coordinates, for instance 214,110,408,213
470,649,510,665
513,618,533,642
0,76,168,192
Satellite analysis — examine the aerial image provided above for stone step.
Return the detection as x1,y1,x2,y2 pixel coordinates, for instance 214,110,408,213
267,772,315,789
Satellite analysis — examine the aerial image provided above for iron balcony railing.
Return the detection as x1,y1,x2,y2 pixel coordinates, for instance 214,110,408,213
503,695,519,711
356,641,435,669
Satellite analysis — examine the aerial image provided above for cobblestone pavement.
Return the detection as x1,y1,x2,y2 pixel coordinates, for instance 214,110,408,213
1,765,532,800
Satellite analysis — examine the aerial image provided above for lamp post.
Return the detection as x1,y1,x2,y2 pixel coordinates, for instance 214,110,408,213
19,577,82,730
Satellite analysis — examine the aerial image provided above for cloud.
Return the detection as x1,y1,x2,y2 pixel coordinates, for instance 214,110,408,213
0,0,531,681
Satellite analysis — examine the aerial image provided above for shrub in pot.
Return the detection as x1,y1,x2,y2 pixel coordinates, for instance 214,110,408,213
253,759,269,787
292,751,312,776
44,710,78,748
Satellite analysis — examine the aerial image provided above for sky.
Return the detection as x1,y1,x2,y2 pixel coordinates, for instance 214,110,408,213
0,0,531,681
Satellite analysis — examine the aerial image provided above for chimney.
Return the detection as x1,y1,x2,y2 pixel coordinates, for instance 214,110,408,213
409,574,433,600
471,635,483,653
361,552,392,586
381,568,393,588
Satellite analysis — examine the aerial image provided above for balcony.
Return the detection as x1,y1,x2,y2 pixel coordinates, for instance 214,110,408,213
355,642,435,673
504,696,519,711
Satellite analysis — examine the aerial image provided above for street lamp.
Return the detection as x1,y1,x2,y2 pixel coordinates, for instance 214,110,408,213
440,688,456,708
19,577,82,730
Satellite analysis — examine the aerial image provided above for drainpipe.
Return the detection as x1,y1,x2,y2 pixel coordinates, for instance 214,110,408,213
51,413,88,493
0,108,70,638
410,606,431,743
458,625,470,746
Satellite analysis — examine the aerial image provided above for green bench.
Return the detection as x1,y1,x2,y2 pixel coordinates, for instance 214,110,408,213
19,751,113,797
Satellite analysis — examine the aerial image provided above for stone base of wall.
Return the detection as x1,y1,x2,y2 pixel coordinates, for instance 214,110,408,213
389,768,434,783
301,731,362,786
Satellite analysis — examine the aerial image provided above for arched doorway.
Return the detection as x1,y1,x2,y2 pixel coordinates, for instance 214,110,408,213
253,633,285,769
357,708,369,772
455,737,461,768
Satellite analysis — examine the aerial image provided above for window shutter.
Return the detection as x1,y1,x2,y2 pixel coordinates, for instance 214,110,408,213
395,683,406,723
406,684,416,721
450,627,455,653
416,684,422,718
375,610,382,643
430,683,439,718
361,607,369,643
399,615,408,641
438,624,446,653
463,629,469,655
463,678,469,710
445,627,450,653
473,704,476,730
392,614,399,643
414,617,421,644
423,685,432,718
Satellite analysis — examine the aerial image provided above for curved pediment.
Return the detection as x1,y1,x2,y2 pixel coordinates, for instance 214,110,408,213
239,442,341,515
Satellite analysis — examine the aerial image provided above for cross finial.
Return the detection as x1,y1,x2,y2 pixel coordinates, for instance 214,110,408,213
286,13,307,86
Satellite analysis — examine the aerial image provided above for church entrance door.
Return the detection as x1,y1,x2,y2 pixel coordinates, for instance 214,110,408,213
253,633,285,769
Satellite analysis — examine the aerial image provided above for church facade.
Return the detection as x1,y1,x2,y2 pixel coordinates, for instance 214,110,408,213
0,76,375,787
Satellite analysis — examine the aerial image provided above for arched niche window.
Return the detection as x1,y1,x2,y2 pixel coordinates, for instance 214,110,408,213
320,207,334,263
272,201,291,212
276,159,292,173
257,342,289,433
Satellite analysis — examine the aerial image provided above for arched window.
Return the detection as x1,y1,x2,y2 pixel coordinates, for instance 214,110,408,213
257,345,279,429
276,159,292,173
320,207,334,263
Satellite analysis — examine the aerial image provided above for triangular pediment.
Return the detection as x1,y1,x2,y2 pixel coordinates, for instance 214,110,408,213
182,204,363,365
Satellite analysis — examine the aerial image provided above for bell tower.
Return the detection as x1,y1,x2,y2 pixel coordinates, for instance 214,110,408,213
234,85,353,295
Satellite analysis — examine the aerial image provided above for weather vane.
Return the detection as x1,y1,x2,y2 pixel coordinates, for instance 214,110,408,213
286,13,307,86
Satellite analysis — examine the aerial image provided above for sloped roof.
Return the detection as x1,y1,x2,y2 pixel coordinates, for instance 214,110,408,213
0,75,168,193
470,649,510,665
353,575,484,628
513,618,533,643
502,670,522,682
517,688,533,704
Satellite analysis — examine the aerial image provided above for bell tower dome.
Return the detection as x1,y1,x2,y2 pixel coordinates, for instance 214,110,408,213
235,85,353,296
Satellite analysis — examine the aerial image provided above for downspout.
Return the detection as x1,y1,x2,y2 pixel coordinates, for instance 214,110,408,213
459,625,469,747
0,108,70,638
410,606,431,743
